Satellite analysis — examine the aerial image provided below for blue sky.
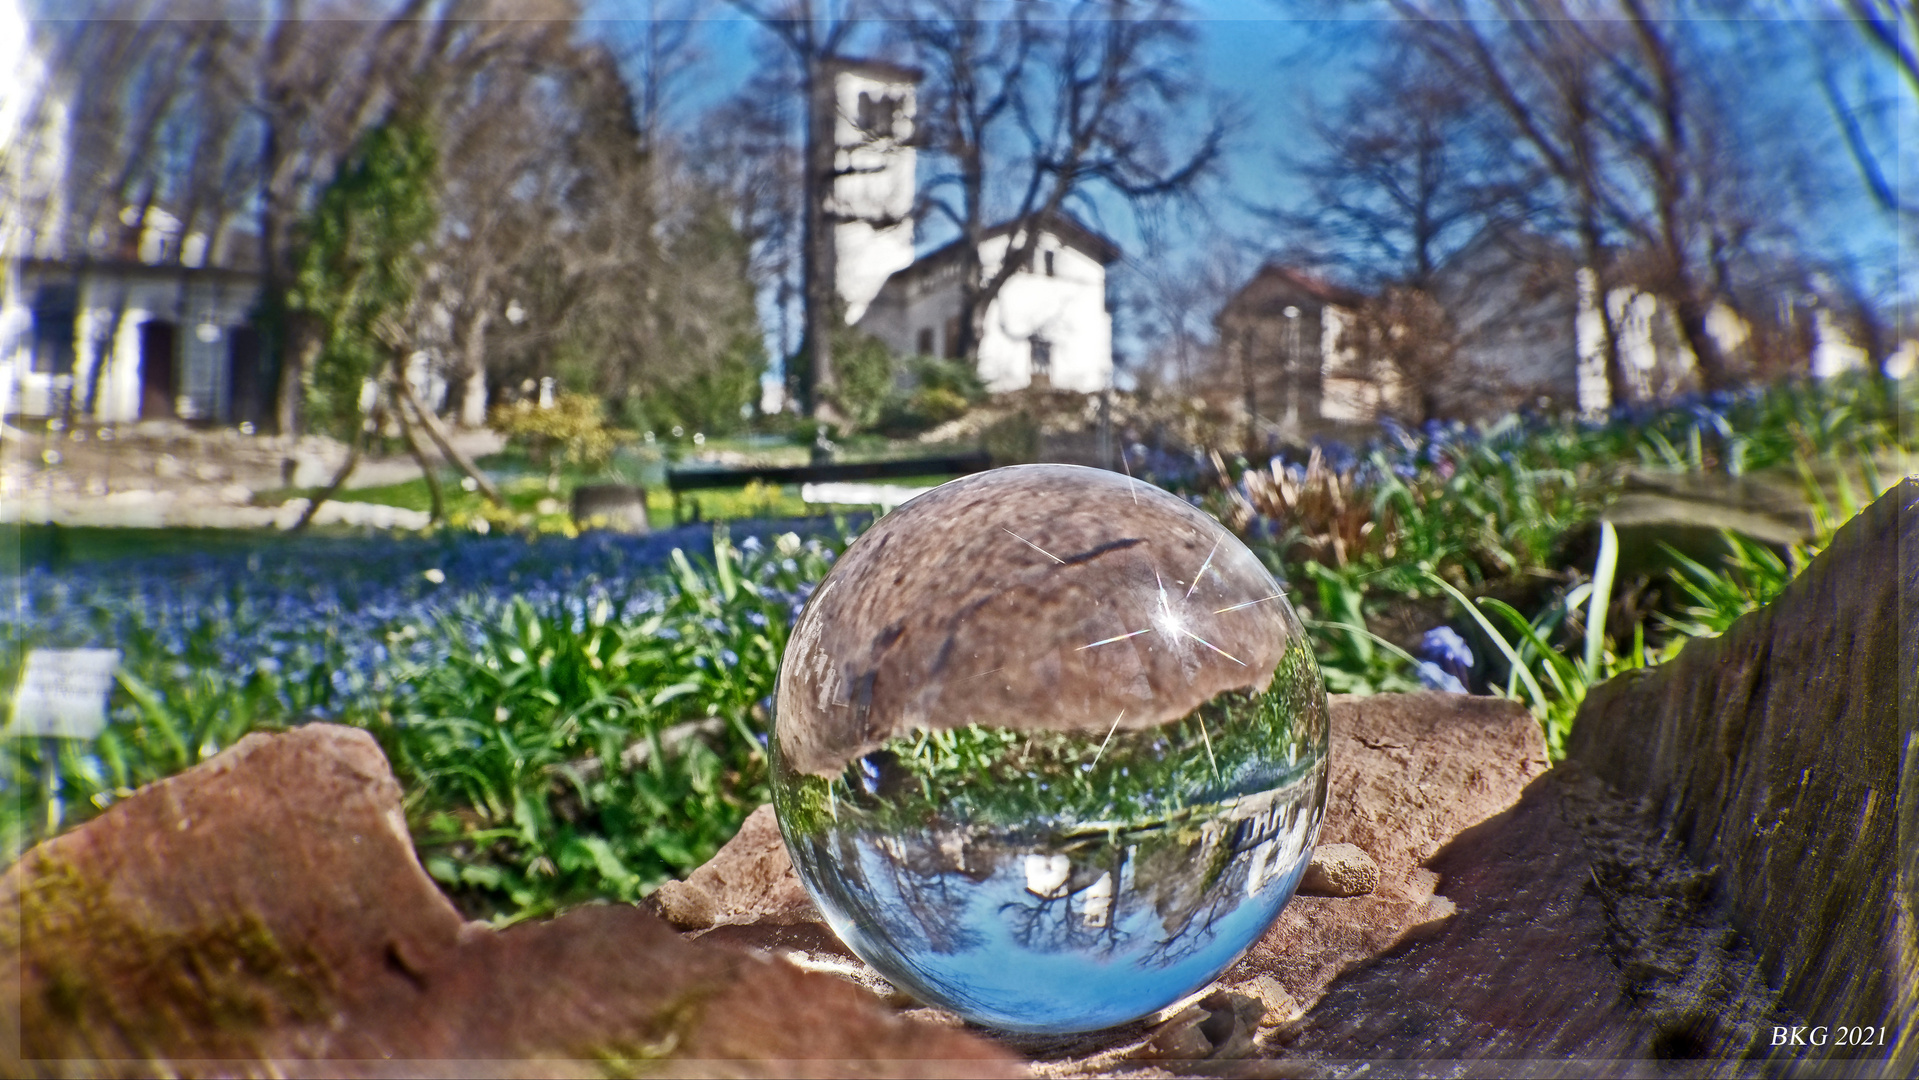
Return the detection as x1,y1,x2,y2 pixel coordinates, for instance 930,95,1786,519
586,4,1910,272
578,4,1911,383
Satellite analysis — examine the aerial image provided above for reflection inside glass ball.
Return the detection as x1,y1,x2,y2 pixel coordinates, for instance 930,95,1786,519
771,464,1329,1034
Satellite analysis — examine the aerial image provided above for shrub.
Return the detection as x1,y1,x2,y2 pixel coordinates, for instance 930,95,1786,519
489,393,628,481
905,355,987,403
828,330,900,432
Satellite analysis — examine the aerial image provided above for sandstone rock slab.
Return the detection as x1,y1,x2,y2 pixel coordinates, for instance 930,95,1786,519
651,803,817,932
1569,477,1916,1074
0,724,1021,1077
656,692,1553,1069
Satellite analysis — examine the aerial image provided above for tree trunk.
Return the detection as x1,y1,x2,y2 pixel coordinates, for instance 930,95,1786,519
399,376,504,506
1577,218,1630,411
292,404,370,532
1671,290,1731,393
801,56,840,422
80,288,130,421
459,364,488,429
451,305,492,428
276,322,317,439
1236,334,1259,455
395,392,445,524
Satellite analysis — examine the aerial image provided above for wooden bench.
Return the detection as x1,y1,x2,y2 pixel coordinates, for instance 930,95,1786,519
664,451,992,521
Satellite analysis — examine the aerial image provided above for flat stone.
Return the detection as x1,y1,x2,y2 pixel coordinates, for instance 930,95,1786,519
1204,693,1549,1045
0,725,1021,1076
1270,766,1674,1062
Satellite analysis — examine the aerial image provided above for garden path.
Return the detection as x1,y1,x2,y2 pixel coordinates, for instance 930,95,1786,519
2,422,504,529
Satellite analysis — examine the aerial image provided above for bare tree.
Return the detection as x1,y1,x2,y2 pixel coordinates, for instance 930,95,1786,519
1270,35,1535,292
1815,5,1918,220
1381,1,1632,403
1127,237,1246,399
1340,285,1474,425
1386,0,1829,397
726,0,871,421
889,0,1228,367
419,16,613,427
439,31,769,438
691,69,804,390
24,0,541,434
1848,0,1919,99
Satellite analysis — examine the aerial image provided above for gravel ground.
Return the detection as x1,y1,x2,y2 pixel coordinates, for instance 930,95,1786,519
1,422,503,530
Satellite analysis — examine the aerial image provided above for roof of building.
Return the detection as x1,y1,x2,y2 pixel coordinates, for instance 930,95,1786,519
899,211,1124,283
14,255,264,284
1219,264,1366,323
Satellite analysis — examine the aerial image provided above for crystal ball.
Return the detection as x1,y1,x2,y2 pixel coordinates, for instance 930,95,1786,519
771,464,1329,1034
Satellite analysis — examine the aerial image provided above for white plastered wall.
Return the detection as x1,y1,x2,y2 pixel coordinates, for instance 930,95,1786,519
857,228,1114,394
971,232,1112,393
2,267,260,423
831,69,916,325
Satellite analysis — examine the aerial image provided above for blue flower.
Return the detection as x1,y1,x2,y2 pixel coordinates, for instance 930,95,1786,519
1420,626,1471,665
1419,626,1473,687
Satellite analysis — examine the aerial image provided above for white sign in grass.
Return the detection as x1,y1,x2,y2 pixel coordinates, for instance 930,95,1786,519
7,648,120,739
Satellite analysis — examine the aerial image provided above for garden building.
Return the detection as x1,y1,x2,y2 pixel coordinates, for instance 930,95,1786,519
0,1,268,429
1213,228,1883,433
1214,265,1369,442
1,212,267,428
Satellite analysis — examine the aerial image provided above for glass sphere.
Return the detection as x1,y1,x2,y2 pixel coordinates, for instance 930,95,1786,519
771,464,1329,1034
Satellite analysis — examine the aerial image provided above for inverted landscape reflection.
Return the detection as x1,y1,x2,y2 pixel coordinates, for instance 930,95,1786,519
771,465,1330,1033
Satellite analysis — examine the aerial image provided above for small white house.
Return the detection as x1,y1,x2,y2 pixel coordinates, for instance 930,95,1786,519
2,253,264,425
1,9,267,428
854,215,1119,394
827,59,1119,395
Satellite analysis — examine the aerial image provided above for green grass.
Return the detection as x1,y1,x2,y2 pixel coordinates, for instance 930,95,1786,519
2,525,847,920
1244,375,1912,757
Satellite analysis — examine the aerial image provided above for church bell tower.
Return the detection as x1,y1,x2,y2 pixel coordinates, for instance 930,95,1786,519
830,60,918,325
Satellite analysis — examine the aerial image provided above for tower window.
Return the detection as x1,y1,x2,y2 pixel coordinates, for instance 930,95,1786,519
918,327,934,356
1043,250,1056,277
856,91,900,138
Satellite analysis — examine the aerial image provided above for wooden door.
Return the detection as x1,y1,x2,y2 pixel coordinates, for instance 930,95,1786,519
139,320,176,420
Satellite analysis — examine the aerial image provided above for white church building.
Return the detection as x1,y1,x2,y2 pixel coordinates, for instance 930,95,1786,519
828,60,1118,395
